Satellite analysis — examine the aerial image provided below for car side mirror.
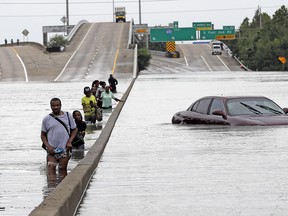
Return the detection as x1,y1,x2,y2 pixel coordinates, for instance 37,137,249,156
283,108,288,114
212,110,227,120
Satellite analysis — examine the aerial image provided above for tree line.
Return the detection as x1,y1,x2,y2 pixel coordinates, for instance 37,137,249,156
226,5,288,71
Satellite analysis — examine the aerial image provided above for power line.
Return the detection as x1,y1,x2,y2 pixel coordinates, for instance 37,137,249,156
0,6,283,18
0,0,176,4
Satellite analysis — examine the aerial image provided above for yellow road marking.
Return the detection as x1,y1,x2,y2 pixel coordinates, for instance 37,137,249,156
111,23,124,75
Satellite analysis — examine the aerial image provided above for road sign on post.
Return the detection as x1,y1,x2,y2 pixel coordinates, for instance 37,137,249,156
200,29,235,40
278,56,286,64
166,41,176,52
193,22,212,30
278,56,286,71
173,21,179,28
22,29,29,36
150,27,196,42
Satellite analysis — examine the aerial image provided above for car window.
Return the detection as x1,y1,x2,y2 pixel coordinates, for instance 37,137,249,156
209,99,225,114
189,101,199,111
227,98,285,116
195,98,211,114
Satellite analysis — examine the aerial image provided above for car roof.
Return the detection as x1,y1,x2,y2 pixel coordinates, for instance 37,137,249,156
198,96,268,101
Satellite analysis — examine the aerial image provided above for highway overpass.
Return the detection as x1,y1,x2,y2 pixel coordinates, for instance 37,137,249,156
0,21,243,83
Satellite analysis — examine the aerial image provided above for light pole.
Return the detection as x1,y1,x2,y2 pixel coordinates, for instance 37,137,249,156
66,0,69,31
113,0,115,22
139,0,142,24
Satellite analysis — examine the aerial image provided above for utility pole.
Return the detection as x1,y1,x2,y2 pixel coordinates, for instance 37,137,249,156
258,5,262,28
112,0,115,22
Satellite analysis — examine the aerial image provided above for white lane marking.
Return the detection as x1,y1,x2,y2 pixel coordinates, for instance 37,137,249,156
184,56,189,66
153,56,187,67
12,48,28,82
54,23,95,81
217,55,231,71
201,55,212,71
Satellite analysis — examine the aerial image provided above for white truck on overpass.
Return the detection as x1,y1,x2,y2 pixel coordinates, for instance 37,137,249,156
115,7,126,23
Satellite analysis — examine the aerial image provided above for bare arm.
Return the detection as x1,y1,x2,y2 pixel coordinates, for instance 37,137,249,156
67,128,78,150
41,131,54,154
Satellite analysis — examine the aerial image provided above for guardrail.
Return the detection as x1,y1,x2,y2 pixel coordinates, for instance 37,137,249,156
127,19,133,49
233,55,251,71
66,20,89,42
220,41,252,71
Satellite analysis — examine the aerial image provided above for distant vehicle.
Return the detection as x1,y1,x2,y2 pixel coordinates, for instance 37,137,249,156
212,44,222,55
171,96,288,126
211,40,223,48
115,7,126,22
166,51,180,58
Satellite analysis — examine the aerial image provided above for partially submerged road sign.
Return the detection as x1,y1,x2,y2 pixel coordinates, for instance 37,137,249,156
150,27,196,42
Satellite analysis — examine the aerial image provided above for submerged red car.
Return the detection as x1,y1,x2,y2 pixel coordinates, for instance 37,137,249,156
171,96,288,126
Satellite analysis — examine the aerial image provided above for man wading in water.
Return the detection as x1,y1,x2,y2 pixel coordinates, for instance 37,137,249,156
41,98,77,183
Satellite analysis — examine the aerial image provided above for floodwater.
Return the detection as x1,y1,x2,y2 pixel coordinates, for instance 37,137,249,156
0,79,131,216
1,71,288,216
76,72,288,216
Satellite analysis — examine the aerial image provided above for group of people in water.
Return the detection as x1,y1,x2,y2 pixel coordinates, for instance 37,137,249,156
82,74,121,124
41,74,122,180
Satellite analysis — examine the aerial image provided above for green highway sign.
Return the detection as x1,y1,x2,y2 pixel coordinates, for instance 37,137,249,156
200,29,235,40
223,25,235,30
150,27,196,42
173,21,179,28
193,22,212,30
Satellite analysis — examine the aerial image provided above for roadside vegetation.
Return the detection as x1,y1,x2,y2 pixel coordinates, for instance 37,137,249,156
46,34,67,52
138,48,151,71
226,5,288,71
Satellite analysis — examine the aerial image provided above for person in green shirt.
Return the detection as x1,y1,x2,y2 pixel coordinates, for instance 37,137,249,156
101,85,122,109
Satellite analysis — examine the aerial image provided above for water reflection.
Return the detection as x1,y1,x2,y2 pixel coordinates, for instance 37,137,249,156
44,166,67,198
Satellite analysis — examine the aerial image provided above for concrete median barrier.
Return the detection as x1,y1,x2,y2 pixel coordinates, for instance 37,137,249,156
29,78,136,216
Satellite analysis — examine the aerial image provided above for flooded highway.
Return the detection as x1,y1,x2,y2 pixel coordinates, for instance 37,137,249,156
76,71,288,216
2,71,288,216
0,79,131,216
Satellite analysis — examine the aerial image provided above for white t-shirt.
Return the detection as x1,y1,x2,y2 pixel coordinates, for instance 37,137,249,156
41,112,76,150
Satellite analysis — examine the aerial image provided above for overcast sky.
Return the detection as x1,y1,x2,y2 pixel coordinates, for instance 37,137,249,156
0,0,287,44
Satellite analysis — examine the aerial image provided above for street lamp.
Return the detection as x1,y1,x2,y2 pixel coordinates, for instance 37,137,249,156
113,0,115,22
139,0,142,24
66,0,69,31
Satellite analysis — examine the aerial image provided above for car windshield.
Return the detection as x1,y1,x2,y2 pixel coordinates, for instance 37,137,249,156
227,98,285,116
